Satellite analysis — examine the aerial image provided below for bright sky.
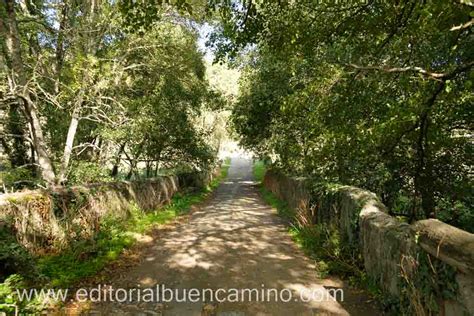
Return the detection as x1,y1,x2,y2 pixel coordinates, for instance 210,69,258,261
197,23,216,62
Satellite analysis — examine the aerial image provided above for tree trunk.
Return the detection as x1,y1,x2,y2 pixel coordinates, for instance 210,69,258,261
93,136,102,161
0,4,27,168
146,161,152,178
111,142,126,177
0,0,56,185
30,141,36,176
126,160,136,180
0,137,11,157
58,105,81,183
6,103,28,167
54,1,68,94
18,0,41,56
413,82,445,220
21,95,56,184
154,161,159,177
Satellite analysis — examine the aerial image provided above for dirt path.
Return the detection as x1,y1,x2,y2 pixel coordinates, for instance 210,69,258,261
87,157,380,315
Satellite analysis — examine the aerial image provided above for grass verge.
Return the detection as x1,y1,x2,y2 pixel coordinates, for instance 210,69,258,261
0,160,231,313
252,160,266,183
41,159,231,287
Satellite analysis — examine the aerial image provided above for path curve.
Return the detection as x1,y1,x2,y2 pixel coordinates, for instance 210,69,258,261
89,157,380,315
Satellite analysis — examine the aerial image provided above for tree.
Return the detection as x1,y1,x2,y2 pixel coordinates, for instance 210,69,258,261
0,0,224,188
219,1,473,227
0,0,56,184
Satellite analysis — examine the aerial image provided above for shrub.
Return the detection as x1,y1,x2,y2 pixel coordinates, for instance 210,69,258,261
68,161,113,185
0,167,38,192
0,226,37,282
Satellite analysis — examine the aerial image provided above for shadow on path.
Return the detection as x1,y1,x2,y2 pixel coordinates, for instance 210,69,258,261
87,157,381,315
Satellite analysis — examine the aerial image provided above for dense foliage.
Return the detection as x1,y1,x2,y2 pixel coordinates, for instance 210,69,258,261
210,1,473,228
0,0,225,189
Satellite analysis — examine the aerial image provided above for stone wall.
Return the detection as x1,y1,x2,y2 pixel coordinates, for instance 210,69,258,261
263,169,474,315
0,169,219,254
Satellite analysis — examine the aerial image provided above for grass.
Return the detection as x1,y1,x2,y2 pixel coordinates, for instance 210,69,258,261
32,160,232,288
259,187,295,221
252,160,266,183
36,199,187,287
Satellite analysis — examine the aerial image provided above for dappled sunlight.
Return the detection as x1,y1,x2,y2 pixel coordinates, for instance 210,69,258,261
139,277,158,286
126,232,154,244
167,253,213,270
90,157,379,315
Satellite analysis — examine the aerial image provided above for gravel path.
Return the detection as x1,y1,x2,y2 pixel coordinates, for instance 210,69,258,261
86,157,380,315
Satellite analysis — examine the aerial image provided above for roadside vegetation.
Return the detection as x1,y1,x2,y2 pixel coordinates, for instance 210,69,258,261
0,1,236,311
0,1,237,191
1,0,472,314
223,1,473,232
0,159,230,313
252,160,266,183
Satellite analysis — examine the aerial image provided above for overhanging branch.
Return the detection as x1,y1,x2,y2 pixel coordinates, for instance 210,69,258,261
347,61,474,81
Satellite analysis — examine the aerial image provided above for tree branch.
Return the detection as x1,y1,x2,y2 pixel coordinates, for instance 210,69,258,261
347,61,474,81
450,19,474,31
